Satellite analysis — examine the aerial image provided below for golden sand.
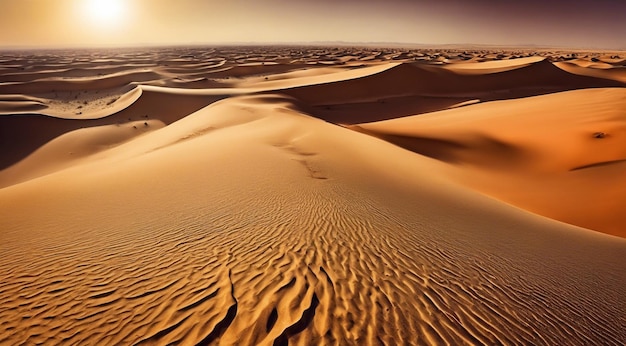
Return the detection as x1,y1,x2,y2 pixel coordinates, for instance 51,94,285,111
1,47,625,345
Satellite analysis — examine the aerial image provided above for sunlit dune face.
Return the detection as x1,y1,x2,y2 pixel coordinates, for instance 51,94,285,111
81,0,127,25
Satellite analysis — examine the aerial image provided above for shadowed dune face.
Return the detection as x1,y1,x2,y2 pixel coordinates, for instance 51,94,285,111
0,88,231,173
1,47,625,345
280,57,622,124
349,129,526,166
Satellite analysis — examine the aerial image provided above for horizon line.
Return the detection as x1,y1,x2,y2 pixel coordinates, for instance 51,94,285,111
1,41,625,52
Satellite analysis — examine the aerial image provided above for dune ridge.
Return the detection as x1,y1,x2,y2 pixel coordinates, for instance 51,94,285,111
1,46,625,345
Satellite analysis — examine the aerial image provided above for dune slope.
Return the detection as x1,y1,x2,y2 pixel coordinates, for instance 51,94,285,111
0,86,231,176
353,88,626,237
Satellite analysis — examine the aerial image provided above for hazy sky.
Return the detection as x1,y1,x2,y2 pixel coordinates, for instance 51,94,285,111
1,0,624,49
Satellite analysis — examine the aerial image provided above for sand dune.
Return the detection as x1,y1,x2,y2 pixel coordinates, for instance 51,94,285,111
555,60,626,83
352,88,626,237
279,57,622,124
0,85,235,177
1,46,625,345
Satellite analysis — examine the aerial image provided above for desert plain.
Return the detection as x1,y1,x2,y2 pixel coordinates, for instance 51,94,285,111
0,46,625,345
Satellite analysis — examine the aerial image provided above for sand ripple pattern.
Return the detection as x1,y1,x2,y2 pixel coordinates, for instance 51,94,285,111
1,177,624,345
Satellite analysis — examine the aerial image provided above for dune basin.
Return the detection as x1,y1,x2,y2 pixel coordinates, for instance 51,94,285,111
1,46,625,345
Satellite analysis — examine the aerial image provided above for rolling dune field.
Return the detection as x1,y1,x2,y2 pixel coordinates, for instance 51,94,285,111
1,46,625,345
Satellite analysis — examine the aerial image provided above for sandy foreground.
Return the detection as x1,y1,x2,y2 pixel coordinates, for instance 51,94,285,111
0,46,625,345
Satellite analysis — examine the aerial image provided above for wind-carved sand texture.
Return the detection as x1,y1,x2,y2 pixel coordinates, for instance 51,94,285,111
1,46,625,345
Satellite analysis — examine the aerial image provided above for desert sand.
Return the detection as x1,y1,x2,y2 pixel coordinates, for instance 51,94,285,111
1,46,625,345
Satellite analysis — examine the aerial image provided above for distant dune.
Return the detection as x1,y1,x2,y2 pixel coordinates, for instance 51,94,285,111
1,47,625,345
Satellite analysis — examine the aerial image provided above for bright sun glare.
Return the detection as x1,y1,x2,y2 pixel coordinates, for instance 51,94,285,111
82,0,126,25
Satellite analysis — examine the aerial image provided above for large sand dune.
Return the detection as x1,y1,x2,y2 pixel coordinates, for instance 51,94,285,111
352,88,626,237
1,46,625,345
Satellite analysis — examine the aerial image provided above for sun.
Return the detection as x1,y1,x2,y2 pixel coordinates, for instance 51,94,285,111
82,0,127,25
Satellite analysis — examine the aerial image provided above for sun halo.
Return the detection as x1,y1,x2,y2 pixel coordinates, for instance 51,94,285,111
81,0,127,25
